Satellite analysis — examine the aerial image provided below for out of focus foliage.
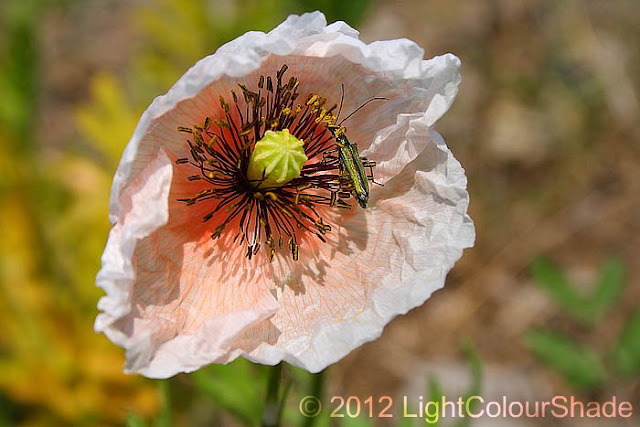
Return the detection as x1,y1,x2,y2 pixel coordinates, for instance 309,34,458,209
78,0,375,173
420,341,482,427
525,257,640,391
530,257,624,326
6,0,637,425
276,342,483,427
0,0,158,424
1,0,372,424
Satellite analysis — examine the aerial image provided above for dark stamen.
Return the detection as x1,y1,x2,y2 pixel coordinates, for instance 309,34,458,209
175,65,375,261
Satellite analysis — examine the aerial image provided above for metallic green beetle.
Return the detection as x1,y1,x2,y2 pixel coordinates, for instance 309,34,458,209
327,94,386,209
328,126,372,208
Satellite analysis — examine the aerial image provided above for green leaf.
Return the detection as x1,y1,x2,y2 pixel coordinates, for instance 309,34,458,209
460,340,482,398
126,413,148,427
0,0,39,145
189,360,265,425
530,257,625,325
455,340,483,427
586,257,624,321
339,415,375,427
530,257,589,323
612,309,640,376
425,377,443,427
415,341,484,427
398,415,418,427
524,329,606,390
427,377,444,405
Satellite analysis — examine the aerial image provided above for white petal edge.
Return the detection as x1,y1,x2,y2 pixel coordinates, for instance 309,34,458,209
107,11,460,221
95,149,172,334
96,11,470,375
237,122,475,372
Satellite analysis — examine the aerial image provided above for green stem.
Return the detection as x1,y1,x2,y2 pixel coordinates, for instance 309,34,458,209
156,380,172,427
302,370,325,427
262,363,283,427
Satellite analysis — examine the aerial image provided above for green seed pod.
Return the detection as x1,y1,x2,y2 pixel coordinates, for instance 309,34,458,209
246,129,307,188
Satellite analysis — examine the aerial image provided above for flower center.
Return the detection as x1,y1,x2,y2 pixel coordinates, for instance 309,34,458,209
246,129,307,188
175,65,373,261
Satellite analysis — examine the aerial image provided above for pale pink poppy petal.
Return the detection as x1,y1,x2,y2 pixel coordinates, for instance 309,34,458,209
234,126,474,372
95,11,474,378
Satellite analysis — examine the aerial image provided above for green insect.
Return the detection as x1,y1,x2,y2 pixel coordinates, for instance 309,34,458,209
328,91,387,208
328,127,372,208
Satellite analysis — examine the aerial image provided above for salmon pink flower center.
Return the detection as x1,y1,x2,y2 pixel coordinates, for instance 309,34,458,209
174,65,366,262
95,12,475,379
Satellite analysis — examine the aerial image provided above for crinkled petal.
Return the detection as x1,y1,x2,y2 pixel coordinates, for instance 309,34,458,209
96,11,473,377
233,122,474,372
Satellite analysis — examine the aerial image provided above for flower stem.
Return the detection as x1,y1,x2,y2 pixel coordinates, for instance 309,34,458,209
156,380,172,427
302,370,325,427
262,363,283,427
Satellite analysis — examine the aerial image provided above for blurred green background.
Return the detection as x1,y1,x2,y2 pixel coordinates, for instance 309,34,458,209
1,0,638,425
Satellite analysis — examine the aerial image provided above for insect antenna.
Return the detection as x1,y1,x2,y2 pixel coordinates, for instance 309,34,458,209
338,96,389,126
336,83,345,122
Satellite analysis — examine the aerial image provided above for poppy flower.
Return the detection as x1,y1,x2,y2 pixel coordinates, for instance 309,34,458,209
95,11,474,378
